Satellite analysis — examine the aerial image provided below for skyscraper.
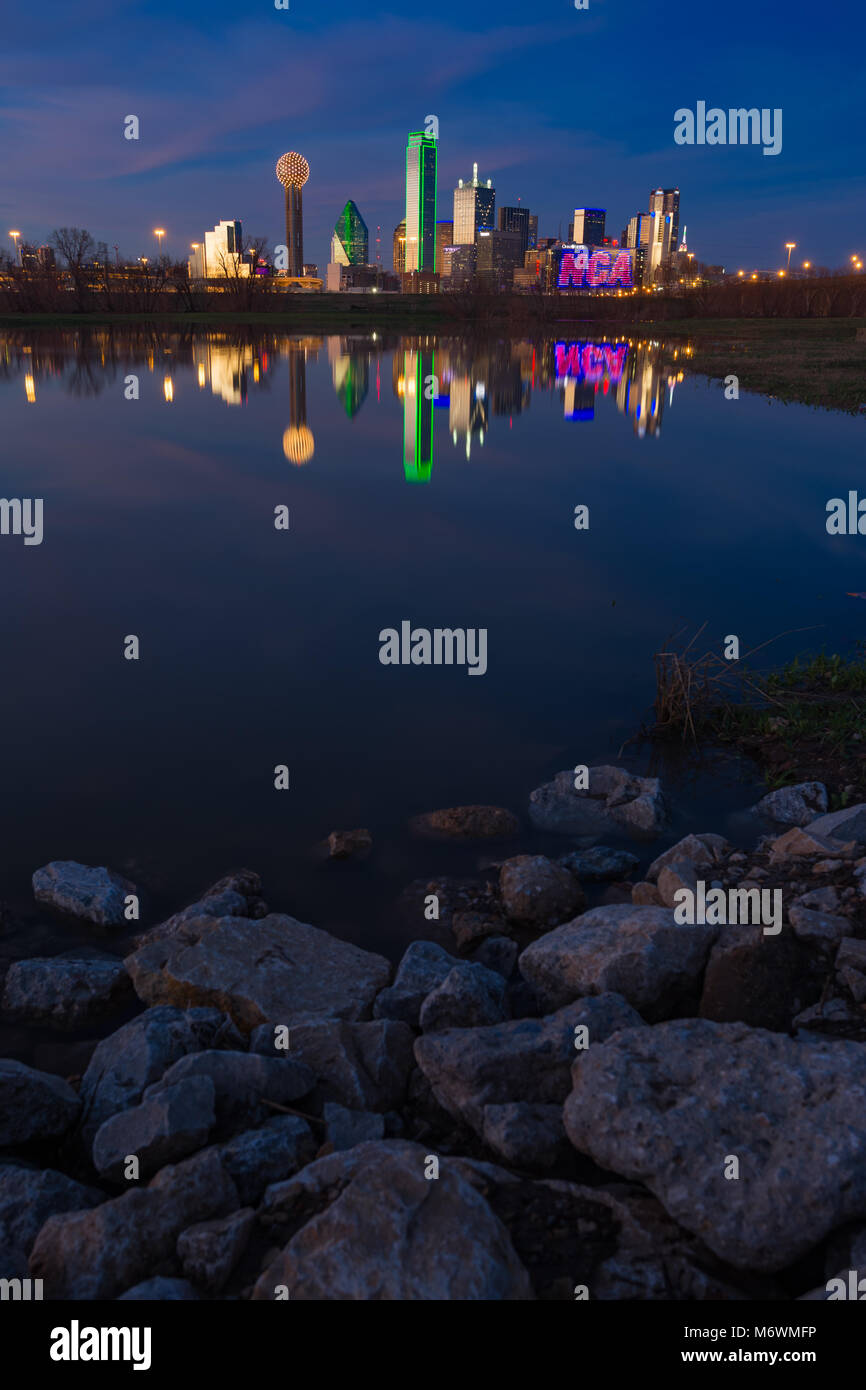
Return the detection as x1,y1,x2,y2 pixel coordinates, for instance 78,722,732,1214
331,200,368,266
393,219,406,274
498,206,530,255
527,214,538,250
276,152,310,277
435,220,454,275
649,188,680,252
453,163,495,245
626,213,651,249
405,131,438,272
570,209,606,245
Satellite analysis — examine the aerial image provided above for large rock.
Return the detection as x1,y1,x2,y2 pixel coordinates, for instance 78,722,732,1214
177,1207,255,1293
92,1076,216,1182
518,904,716,1019
806,803,866,845
647,834,729,881
700,925,823,1031
143,1051,314,1137
219,1116,316,1206
279,1019,414,1112
413,994,644,1134
118,1276,201,1300
323,1102,385,1151
481,1103,567,1170
125,914,390,1034
133,887,252,951
1,957,132,1031
558,847,640,882
0,1164,103,1277
0,1060,80,1146
78,1006,242,1148
563,1018,866,1272
529,766,666,840
419,963,508,1032
410,806,519,840
373,941,458,1026
753,782,828,826
254,1141,532,1299
32,861,136,927
499,855,585,929
769,826,853,863
29,1148,239,1300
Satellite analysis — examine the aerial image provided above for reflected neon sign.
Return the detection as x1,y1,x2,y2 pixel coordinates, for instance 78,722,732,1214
555,342,629,384
557,246,634,290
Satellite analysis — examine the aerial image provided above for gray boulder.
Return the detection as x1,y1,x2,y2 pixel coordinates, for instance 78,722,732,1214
373,941,458,1026
323,1102,385,1151
806,803,866,845
277,1019,414,1112
558,847,640,881
1,957,132,1031
647,834,729,881
219,1116,316,1206
481,1103,567,1169
92,1075,216,1181
125,914,390,1034
753,782,828,826
254,1140,532,1299
518,904,717,1019
419,962,508,1032
563,1018,866,1272
32,861,136,927
529,766,666,840
0,1060,80,1145
118,1276,201,1300
177,1206,255,1293
0,1164,103,1277
499,855,585,929
143,1050,313,1137
471,936,518,978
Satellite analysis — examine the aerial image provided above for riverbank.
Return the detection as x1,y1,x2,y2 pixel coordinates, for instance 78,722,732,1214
3,759,866,1300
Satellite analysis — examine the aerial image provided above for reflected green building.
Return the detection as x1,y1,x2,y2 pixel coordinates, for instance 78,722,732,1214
403,349,434,482
331,200,369,266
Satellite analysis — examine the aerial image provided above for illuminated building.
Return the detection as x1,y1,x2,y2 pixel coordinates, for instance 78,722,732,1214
476,227,523,289
331,200,368,266
570,209,606,245
393,219,406,274
435,221,454,276
527,214,538,250
405,132,438,272
649,188,680,251
328,337,369,418
556,246,635,291
188,221,252,279
498,206,530,255
276,152,310,277
453,163,495,245
402,349,434,481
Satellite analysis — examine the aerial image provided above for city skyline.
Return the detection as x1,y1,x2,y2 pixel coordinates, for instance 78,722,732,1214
1,0,862,274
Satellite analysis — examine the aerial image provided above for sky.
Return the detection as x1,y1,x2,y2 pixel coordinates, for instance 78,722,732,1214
1,0,864,274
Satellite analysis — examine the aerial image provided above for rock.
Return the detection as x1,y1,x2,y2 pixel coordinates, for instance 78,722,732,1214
631,882,662,906
558,847,640,881
700,925,823,1031
372,941,458,1026
518,905,716,1019
32,861,137,927
481,1103,567,1169
133,889,250,950
769,826,853,864
410,806,519,840
124,914,391,1034
219,1116,316,1206
451,911,508,952
29,1147,239,1300
118,1276,201,1300
788,904,851,945
563,1018,866,1272
92,1076,216,1181
471,936,518,978
793,886,840,913
1,957,132,1031
323,1102,385,1150
253,1140,532,1299
322,829,372,860
419,963,508,1032
529,766,666,840
413,994,644,1135
499,855,585,929
0,1060,80,1146
78,1006,243,1148
753,782,828,826
793,996,866,1037
836,938,866,1004
0,1164,103,1277
283,1019,414,1112
807,803,866,845
656,860,700,909
647,834,729,881
177,1207,255,1293
143,1051,314,1137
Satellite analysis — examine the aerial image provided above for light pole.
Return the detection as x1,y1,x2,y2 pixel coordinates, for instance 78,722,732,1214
785,242,796,270
154,228,166,257
9,230,21,264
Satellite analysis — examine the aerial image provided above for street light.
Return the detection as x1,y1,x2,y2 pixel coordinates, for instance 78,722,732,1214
9,230,21,263
803,261,811,271
154,228,166,255
785,242,796,269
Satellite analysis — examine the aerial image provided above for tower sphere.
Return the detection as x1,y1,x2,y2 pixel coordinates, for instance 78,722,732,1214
276,153,310,189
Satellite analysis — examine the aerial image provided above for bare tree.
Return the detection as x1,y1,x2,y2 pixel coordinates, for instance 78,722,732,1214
49,227,96,309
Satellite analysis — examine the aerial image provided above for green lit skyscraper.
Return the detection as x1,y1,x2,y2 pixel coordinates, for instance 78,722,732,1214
331,200,368,266
405,131,438,272
403,349,434,482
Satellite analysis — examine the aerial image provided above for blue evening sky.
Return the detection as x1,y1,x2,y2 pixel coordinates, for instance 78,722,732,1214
1,0,863,272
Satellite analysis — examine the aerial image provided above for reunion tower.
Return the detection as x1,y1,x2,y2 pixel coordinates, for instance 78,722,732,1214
276,152,310,277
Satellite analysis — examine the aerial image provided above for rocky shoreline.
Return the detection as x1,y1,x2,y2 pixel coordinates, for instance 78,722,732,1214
3,763,866,1300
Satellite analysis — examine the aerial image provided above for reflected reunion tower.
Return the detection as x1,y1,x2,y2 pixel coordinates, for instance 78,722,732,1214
276,151,310,277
